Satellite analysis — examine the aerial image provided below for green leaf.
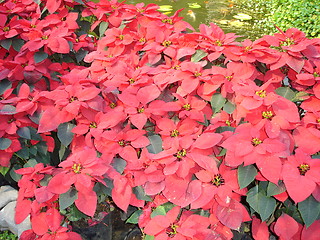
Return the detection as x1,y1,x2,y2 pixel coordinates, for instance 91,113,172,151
0,105,16,115
57,123,75,146
0,79,12,95
74,0,84,4
17,127,31,139
247,185,276,221
0,166,10,176
275,87,295,101
0,138,12,150
215,126,235,133
126,210,143,224
298,195,320,227
99,22,109,37
133,186,152,201
238,164,257,189
111,157,127,174
223,101,236,114
267,181,286,196
23,159,38,168
10,165,21,182
34,51,48,63
210,93,226,113
191,49,208,62
151,205,167,218
1,39,12,50
75,49,88,63
59,188,78,210
147,134,162,154
12,39,24,52
144,235,154,240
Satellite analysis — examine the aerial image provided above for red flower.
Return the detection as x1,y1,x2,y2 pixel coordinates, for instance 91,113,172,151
282,149,320,203
47,148,109,216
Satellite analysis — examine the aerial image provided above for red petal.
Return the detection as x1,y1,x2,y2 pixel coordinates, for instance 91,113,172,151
15,199,31,224
75,189,97,217
216,199,243,230
274,213,299,240
47,173,74,194
137,84,161,105
32,212,48,235
193,133,223,149
252,216,269,240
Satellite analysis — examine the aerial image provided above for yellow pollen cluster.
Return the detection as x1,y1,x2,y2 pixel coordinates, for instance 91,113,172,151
162,40,172,47
118,34,124,40
72,163,82,174
298,163,310,176
225,75,233,81
255,90,267,98
139,37,146,43
42,35,48,40
69,96,78,102
183,103,191,111
215,40,222,46
313,72,320,78
252,137,262,146
109,102,116,109
166,224,179,237
226,120,231,126
280,38,295,47
176,149,187,158
137,107,144,113
89,122,97,128
129,78,135,84
172,65,181,70
262,111,273,119
162,18,173,24
170,129,179,137
212,174,225,187
244,46,252,52
3,26,10,32
194,71,202,77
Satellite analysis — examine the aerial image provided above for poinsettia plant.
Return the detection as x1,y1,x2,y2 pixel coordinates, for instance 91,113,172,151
1,0,320,239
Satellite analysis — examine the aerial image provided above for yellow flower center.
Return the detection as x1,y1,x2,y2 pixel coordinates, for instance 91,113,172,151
280,38,295,47
166,224,179,237
109,102,116,109
215,40,222,46
162,18,173,24
89,122,97,128
194,71,202,77
212,174,225,187
183,103,191,111
69,96,78,102
162,40,172,47
170,129,179,137
225,75,233,81
176,149,187,158
297,163,310,176
72,163,82,174
251,137,262,146
255,90,267,98
262,111,273,119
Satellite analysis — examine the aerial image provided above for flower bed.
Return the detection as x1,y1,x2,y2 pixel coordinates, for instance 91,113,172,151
0,0,320,239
